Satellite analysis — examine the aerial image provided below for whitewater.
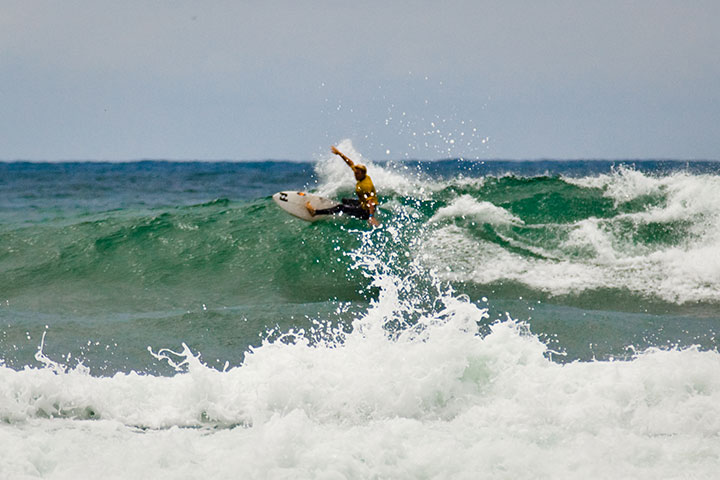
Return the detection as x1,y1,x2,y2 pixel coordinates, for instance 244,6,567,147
1,144,720,478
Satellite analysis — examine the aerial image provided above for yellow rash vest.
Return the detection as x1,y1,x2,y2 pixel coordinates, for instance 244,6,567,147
355,176,378,211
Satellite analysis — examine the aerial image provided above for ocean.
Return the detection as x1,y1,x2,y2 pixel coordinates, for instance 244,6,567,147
2,143,720,478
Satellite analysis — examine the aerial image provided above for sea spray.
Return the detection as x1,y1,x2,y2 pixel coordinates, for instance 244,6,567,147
3,311,719,477
2,158,720,478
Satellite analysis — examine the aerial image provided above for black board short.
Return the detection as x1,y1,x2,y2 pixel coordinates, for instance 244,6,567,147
315,198,370,220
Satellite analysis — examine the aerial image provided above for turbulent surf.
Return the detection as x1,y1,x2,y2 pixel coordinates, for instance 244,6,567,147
2,145,719,478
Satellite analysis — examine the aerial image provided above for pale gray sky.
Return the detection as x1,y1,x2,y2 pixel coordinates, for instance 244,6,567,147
1,0,719,161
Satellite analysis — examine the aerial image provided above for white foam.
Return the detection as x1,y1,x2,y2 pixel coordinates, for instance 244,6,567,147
430,195,524,226
415,166,720,303
313,139,425,199
2,317,719,478
419,224,605,295
3,223,720,478
421,219,720,303
312,140,491,202
565,165,720,220
565,164,662,202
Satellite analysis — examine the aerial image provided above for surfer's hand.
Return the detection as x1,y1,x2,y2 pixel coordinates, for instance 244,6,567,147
368,216,380,227
331,146,341,155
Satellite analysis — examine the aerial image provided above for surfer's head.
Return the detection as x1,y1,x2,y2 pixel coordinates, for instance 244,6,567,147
353,164,367,180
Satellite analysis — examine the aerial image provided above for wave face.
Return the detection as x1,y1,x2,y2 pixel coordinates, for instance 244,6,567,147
2,153,720,478
423,165,720,305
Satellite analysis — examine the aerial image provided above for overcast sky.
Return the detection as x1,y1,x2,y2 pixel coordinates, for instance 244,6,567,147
1,1,719,161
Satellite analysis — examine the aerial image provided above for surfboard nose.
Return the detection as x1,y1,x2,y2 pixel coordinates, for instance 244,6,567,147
272,191,340,222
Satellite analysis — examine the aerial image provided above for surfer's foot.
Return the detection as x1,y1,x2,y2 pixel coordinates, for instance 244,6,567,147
305,201,316,217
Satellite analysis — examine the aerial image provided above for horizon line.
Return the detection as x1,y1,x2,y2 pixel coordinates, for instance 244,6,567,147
2,157,719,164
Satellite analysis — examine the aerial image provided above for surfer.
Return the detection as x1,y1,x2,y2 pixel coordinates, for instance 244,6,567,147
306,146,380,226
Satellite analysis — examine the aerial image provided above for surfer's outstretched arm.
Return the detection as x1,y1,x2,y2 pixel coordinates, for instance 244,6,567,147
331,146,355,169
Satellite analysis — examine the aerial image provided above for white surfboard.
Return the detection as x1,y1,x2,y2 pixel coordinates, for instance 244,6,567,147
272,191,340,222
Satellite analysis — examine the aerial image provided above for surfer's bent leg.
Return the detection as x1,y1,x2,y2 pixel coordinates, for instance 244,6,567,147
338,204,369,220
313,204,344,216
314,200,369,220
338,198,368,219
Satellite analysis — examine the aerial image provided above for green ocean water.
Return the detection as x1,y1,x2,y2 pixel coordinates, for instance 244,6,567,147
1,159,719,374
3,157,720,479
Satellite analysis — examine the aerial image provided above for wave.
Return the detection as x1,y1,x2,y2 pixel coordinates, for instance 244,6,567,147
2,267,719,477
3,156,720,477
5,319,719,433
0,199,370,316
411,167,720,305
4,158,720,313
430,195,524,226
